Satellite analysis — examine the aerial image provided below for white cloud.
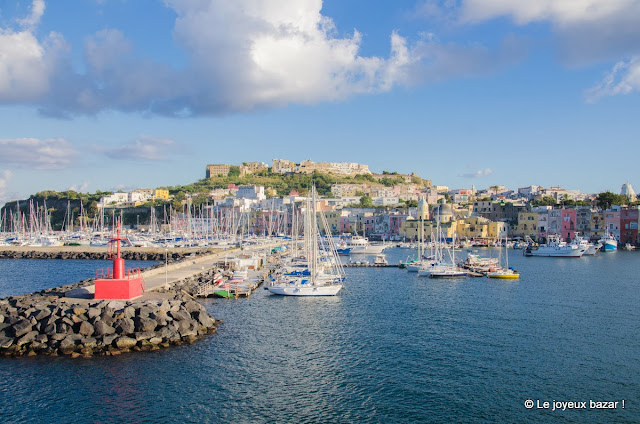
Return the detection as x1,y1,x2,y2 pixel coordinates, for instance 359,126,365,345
0,0,68,104
0,138,77,169
163,0,414,114
459,168,493,178
101,136,178,161
585,56,640,101
460,0,636,25
0,170,13,205
69,181,90,192
0,0,528,116
17,0,46,30
458,0,640,66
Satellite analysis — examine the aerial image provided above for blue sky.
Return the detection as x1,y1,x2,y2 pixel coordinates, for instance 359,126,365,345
1,0,639,205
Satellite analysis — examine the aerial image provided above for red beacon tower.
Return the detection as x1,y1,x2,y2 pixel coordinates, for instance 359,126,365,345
94,221,145,300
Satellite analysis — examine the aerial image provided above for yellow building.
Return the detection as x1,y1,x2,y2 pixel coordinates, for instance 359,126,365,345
488,221,508,239
400,218,456,241
456,217,490,239
154,189,170,200
321,210,345,235
517,212,539,238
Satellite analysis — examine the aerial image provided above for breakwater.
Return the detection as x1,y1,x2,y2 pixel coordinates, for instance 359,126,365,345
0,291,217,357
0,252,224,357
0,248,211,261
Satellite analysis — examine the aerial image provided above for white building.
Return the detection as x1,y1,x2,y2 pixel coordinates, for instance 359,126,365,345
236,185,266,200
129,190,152,203
621,182,636,201
373,197,400,206
99,192,128,206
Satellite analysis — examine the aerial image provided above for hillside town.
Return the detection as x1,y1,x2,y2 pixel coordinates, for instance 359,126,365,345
2,160,638,248
81,160,640,247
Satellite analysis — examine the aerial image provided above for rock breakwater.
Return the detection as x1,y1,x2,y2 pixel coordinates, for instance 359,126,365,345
0,250,210,261
0,293,218,358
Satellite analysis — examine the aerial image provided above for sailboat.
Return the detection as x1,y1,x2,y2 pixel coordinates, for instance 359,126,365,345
268,186,344,296
487,237,519,279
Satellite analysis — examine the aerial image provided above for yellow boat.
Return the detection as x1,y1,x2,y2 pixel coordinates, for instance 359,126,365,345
487,236,520,279
487,269,520,279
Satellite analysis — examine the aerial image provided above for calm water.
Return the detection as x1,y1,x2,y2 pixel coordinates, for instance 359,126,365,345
1,249,639,423
0,259,156,298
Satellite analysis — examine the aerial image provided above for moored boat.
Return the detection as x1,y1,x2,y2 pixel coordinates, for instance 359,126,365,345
524,235,587,257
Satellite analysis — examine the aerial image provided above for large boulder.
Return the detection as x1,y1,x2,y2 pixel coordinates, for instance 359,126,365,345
115,337,137,349
78,321,94,337
12,318,32,338
0,334,14,349
168,310,191,322
184,301,202,314
34,308,52,321
194,311,215,328
59,336,77,355
114,318,135,335
87,308,101,319
17,330,39,346
134,317,157,333
94,321,115,337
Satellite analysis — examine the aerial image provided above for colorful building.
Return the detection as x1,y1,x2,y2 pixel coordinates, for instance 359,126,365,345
517,212,539,240
604,210,621,241
620,206,639,246
561,209,577,241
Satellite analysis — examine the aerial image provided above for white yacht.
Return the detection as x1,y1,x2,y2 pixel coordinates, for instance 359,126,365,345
524,235,587,257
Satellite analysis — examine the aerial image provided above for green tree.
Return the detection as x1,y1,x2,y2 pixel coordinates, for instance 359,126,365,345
596,191,628,210
171,191,186,210
534,196,556,206
359,195,374,208
228,166,240,177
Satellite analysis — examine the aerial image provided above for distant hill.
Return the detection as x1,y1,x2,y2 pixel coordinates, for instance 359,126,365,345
1,170,429,230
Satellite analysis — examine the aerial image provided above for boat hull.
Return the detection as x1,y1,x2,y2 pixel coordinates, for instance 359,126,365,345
350,245,387,254
487,272,520,279
525,247,587,257
267,284,343,296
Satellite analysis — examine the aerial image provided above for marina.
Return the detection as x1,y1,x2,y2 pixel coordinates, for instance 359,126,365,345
0,246,639,422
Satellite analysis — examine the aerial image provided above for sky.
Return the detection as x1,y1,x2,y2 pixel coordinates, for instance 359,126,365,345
0,0,639,206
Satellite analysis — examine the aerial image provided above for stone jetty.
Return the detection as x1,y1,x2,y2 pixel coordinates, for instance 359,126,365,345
0,289,218,357
0,248,210,261
0,242,279,357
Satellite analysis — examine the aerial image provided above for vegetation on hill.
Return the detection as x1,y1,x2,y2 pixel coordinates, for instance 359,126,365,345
161,169,429,207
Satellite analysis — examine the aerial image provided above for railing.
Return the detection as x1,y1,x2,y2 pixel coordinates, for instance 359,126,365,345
95,267,144,281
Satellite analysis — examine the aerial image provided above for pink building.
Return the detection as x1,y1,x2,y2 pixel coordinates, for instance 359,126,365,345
604,210,621,241
389,215,407,235
562,209,577,241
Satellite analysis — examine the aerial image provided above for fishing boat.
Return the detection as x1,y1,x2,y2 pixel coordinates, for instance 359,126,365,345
524,235,587,257
600,233,618,252
571,234,600,255
373,254,388,265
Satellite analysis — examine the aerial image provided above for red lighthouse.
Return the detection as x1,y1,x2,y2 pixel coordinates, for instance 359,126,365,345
94,221,145,300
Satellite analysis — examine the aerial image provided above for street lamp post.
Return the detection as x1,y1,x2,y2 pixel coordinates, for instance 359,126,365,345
165,247,168,287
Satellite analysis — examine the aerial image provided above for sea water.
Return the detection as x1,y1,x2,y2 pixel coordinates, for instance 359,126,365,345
0,249,639,423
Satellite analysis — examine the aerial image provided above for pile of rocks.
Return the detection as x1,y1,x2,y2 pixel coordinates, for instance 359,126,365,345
0,294,218,358
0,250,210,261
